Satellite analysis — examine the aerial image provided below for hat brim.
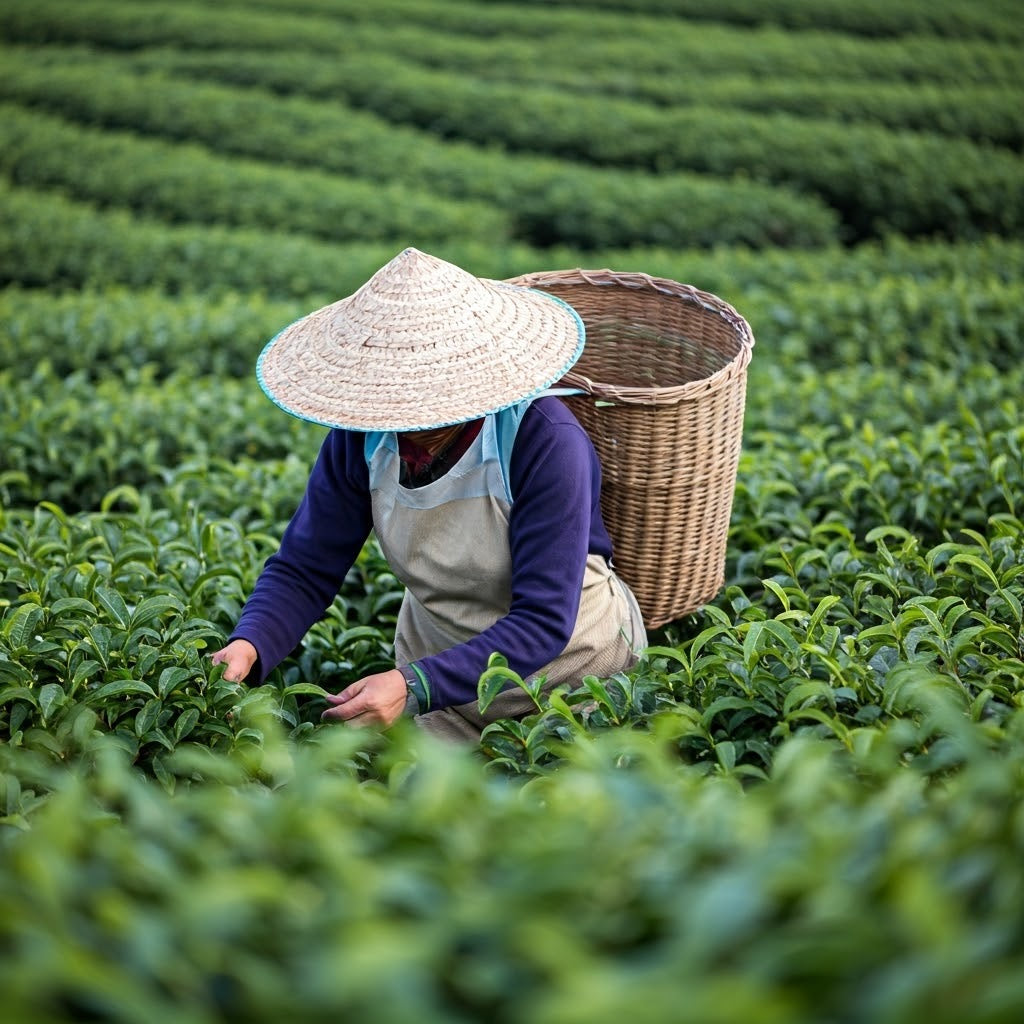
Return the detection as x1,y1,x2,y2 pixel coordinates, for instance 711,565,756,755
257,280,585,432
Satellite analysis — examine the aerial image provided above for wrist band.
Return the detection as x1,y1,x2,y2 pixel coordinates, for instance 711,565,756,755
399,663,430,715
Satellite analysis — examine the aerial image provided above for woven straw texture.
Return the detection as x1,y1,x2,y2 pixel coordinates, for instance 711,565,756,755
508,268,754,628
257,247,585,432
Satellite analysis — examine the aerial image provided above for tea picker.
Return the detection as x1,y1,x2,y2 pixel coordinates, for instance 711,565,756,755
211,248,649,741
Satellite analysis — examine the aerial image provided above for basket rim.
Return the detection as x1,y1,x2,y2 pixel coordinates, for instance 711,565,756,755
510,267,755,406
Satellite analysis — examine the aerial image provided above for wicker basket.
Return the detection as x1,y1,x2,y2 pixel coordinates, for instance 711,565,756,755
507,268,755,629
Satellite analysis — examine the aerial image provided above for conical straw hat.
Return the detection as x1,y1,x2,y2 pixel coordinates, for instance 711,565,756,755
257,247,586,431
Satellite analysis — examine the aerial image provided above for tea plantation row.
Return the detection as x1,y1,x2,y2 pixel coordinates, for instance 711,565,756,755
504,0,1024,40
4,234,1020,374
3,239,1022,778
3,720,1022,1024
0,52,837,251
112,46,1022,241
3,39,1020,243
11,0,1021,56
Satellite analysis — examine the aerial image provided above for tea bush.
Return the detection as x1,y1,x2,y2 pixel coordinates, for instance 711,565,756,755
0,498,399,783
0,103,513,246
538,75,1021,149
0,179,828,294
0,181,435,295
0,285,308,379
0,362,323,511
2,1,1024,1018
3,235,1022,373
117,46,1024,241
1,719,1023,1023
9,0,1021,73
6,29,1014,242
0,49,842,250
502,0,1024,42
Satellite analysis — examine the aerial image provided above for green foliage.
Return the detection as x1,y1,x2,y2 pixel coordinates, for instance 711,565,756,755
497,0,1024,43
0,102,513,247
2,722,1024,1023
2,1,1024,1016
118,44,1024,242
2,235,1022,376
0,499,405,781
479,519,1024,777
0,180,421,295
7,0,1023,70
0,361,323,511
0,285,307,379
0,48,841,251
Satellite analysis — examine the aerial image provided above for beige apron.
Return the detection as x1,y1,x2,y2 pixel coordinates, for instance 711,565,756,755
365,402,646,740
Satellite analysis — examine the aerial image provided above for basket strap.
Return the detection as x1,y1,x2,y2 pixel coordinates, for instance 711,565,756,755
539,386,586,397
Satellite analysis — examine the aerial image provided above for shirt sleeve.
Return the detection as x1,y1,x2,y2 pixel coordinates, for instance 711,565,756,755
229,429,372,683
412,400,605,708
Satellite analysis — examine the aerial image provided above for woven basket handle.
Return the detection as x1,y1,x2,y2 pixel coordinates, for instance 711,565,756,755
556,365,750,406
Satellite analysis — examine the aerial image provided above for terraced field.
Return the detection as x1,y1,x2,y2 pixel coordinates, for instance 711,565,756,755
1,2,1023,1020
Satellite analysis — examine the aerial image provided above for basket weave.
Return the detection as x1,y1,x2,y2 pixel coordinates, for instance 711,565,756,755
507,268,755,629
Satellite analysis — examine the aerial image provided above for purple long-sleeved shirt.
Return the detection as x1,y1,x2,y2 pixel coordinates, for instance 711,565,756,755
230,396,613,709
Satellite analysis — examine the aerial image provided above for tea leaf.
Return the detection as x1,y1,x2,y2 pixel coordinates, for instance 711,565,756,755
0,687,38,709
281,683,333,699
129,594,184,628
86,679,157,702
157,667,191,699
174,706,200,743
37,683,66,725
49,597,98,617
948,553,1000,588
714,739,737,772
762,578,791,611
477,654,522,713
94,585,131,629
134,698,163,738
2,604,44,648
582,675,620,723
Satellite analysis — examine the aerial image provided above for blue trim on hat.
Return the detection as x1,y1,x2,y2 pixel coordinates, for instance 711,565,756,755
255,288,586,433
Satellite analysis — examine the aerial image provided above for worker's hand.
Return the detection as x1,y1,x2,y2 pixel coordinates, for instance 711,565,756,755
322,669,407,728
210,638,258,683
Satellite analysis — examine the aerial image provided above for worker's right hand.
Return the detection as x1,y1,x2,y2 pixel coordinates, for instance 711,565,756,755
210,638,258,683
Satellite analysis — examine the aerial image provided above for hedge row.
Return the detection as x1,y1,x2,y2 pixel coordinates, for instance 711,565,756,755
5,338,1021,550
0,104,513,246
2,441,1022,773
229,0,1024,83
385,30,1024,148
2,691,1024,1022
428,66,1023,150
0,59,840,252
3,238,1021,387
3,419,1022,757
0,182,428,296
116,46,1024,242
0,362,323,513
89,4,1020,146
3,182,710,298
483,0,1024,42
6,0,1021,87
6,57,1018,252
735,371,1024,552
0,286,308,380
